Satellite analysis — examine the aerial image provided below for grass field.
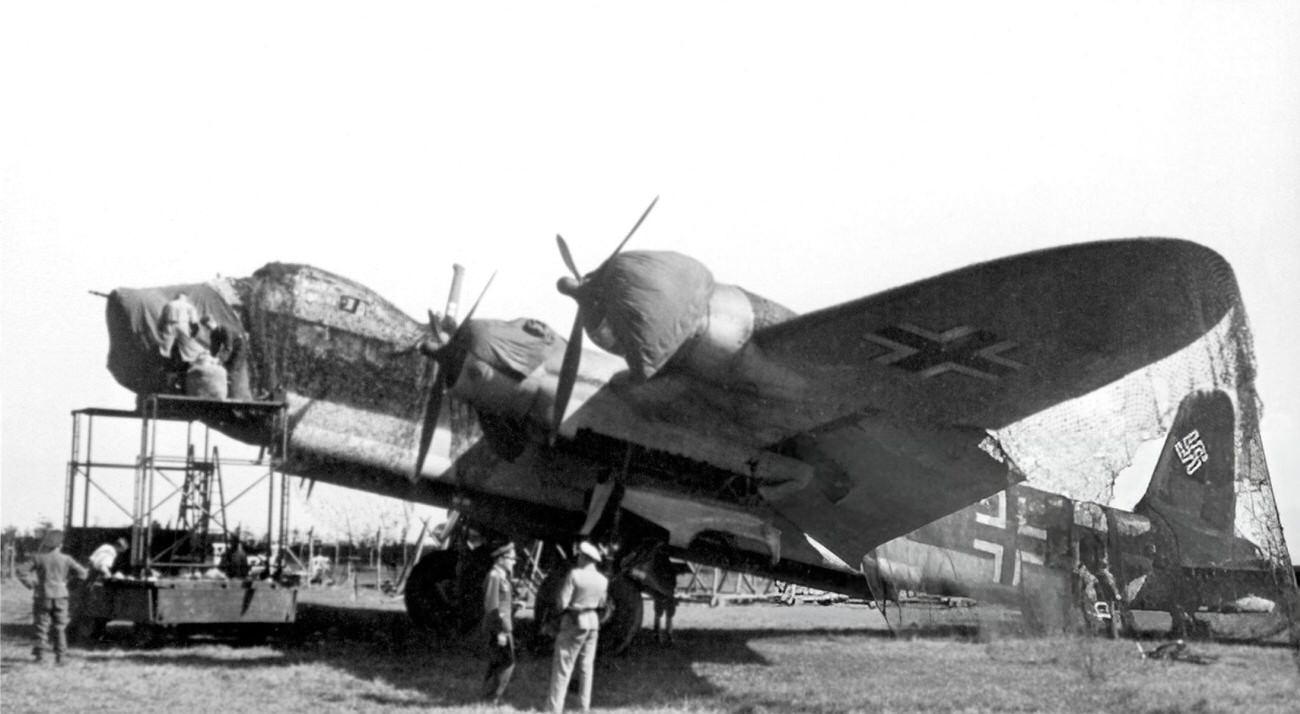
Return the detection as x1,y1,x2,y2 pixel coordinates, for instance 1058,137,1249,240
1,579,1296,714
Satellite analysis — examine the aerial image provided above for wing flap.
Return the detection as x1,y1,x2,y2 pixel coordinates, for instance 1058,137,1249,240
757,413,1019,564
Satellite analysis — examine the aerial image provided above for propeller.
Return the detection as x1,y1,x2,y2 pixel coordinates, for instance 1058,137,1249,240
412,271,496,480
551,196,659,435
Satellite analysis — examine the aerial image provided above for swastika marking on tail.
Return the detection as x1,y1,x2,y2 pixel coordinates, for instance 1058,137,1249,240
1174,429,1208,475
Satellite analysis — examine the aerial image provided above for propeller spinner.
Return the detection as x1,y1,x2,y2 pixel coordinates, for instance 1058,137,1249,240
412,270,496,480
551,196,659,434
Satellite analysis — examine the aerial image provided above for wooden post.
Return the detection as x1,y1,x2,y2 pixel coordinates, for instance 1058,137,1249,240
347,538,356,601
374,525,382,589
394,518,430,594
306,528,315,588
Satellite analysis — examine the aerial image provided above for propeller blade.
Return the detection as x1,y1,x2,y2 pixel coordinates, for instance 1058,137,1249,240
550,197,658,437
459,271,497,327
413,366,445,480
605,195,659,263
556,234,582,279
552,304,586,434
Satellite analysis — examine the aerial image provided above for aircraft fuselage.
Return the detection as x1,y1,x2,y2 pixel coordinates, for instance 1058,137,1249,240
103,260,1291,629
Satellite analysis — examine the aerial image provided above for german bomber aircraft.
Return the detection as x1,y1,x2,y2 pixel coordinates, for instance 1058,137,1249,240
101,204,1295,651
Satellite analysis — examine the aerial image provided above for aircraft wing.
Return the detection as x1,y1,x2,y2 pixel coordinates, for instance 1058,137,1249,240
563,238,1239,561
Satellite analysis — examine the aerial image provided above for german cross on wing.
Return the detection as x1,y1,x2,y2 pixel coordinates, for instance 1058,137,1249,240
863,323,1023,381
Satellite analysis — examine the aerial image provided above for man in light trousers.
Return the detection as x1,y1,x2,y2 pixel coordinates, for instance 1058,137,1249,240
547,541,608,713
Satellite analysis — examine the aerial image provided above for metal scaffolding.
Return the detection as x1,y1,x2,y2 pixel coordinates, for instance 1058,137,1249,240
64,395,289,575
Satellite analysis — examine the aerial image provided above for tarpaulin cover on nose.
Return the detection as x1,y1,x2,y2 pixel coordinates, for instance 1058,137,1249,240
106,281,247,397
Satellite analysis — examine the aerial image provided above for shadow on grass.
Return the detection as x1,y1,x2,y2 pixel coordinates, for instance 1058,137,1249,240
4,600,914,710
6,597,1291,712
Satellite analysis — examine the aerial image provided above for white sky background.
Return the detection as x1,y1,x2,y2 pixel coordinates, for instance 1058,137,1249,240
3,2,1298,545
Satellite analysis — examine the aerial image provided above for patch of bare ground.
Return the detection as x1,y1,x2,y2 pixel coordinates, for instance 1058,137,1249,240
2,581,1296,713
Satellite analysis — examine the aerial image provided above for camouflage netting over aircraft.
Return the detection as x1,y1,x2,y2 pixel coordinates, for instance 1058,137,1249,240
989,262,1297,639
237,263,438,475
106,263,442,471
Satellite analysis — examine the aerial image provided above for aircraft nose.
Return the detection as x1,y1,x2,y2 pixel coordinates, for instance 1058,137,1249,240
105,289,169,395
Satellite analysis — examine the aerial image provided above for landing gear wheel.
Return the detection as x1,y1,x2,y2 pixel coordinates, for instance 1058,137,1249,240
404,549,459,636
531,568,565,654
404,546,493,638
599,576,644,657
532,571,644,657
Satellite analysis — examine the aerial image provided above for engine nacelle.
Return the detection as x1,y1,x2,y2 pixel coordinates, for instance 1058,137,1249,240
572,250,796,385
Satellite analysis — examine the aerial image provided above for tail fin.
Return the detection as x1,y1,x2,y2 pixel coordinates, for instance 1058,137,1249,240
1136,389,1261,566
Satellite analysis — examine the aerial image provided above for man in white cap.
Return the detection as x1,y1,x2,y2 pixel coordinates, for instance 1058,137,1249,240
546,541,609,713
481,542,517,705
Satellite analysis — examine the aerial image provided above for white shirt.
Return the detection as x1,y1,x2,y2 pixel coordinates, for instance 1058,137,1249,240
90,543,120,577
556,562,609,630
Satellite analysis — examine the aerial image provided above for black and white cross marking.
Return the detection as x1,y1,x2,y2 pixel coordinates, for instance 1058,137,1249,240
864,323,1023,381
973,491,1047,587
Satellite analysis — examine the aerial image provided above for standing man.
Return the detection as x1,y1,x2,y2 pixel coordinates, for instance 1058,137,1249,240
89,537,128,580
546,541,609,714
20,530,89,665
481,542,517,705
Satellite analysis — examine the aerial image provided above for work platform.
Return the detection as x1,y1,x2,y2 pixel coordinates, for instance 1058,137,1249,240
77,578,296,643
64,395,297,639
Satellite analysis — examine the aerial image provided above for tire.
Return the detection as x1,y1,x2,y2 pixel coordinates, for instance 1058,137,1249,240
599,576,644,657
533,571,644,657
404,547,495,637
530,568,566,654
404,549,460,635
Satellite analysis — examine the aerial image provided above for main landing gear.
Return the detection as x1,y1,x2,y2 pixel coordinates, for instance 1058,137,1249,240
533,567,644,657
404,545,493,638
403,537,647,656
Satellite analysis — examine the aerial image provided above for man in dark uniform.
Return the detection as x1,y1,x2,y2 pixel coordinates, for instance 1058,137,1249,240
481,542,517,705
21,530,89,665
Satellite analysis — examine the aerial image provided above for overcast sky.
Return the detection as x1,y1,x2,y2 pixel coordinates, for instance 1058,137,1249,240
3,2,1298,546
